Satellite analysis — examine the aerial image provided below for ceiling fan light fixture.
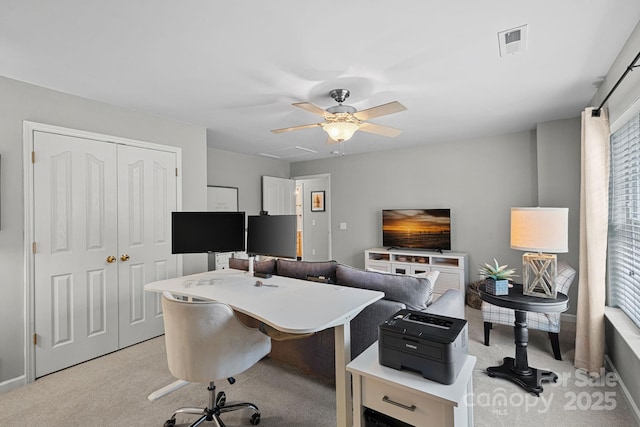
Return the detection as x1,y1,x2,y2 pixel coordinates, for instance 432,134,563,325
272,88,406,143
323,121,359,142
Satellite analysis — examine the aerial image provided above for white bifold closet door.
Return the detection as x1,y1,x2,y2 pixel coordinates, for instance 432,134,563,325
33,131,177,377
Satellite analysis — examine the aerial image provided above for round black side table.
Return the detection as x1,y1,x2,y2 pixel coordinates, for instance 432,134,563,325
479,283,569,396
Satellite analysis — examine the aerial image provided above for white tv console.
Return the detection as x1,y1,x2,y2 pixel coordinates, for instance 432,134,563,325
364,248,468,300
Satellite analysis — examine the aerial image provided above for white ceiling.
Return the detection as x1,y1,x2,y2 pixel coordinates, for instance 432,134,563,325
2,1,639,161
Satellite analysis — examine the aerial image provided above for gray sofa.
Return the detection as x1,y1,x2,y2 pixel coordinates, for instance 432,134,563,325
229,257,465,382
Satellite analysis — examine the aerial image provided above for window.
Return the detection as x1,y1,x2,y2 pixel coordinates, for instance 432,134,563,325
608,112,640,327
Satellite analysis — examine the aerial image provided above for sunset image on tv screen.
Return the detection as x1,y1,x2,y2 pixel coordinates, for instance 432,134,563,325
383,209,451,250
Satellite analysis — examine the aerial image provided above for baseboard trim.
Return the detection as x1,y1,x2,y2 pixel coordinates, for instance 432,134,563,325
0,375,26,394
605,354,640,426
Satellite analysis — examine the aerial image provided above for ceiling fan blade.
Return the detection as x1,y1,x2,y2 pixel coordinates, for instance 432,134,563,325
325,136,340,145
271,123,322,134
293,102,332,117
358,122,403,138
353,101,407,121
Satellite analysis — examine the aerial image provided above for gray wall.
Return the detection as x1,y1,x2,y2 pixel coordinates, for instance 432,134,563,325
206,147,289,216
290,130,543,280
0,76,208,388
536,117,582,314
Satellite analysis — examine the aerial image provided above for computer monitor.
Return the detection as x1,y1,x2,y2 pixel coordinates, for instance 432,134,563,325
171,211,246,254
246,214,297,259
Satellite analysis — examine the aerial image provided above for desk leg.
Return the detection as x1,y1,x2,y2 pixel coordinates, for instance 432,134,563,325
466,371,474,427
335,323,352,427
147,379,189,401
486,310,558,396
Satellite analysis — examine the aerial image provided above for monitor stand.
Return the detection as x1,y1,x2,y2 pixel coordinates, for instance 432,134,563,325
248,256,255,275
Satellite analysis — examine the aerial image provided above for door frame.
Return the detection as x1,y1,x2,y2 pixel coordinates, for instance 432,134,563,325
22,121,183,384
291,173,332,261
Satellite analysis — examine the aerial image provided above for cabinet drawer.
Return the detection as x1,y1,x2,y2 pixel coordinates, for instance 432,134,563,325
390,262,413,275
366,261,391,272
362,376,447,426
410,265,430,275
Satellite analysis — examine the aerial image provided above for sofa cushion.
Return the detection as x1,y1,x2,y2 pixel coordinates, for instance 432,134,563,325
228,257,276,275
336,264,433,311
367,268,440,286
276,259,337,283
228,257,248,271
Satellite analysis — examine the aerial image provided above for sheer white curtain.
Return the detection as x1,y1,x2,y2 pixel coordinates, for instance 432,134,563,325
574,107,610,376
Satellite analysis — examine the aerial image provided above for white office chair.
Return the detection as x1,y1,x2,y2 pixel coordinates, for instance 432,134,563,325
160,292,271,427
481,261,576,360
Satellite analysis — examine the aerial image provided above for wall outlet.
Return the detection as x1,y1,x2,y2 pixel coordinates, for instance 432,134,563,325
340,222,347,230
312,249,316,255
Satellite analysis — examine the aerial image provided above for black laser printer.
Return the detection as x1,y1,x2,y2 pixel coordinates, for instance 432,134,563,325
378,309,468,385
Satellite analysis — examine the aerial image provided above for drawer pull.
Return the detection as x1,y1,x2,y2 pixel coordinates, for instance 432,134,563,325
382,395,416,412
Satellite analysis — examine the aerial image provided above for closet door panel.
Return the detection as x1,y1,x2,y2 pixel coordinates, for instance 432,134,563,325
117,145,177,348
33,131,119,377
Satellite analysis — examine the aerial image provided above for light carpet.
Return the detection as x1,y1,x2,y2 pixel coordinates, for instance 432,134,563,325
0,306,637,426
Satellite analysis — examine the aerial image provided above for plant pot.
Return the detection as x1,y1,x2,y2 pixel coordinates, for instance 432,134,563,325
486,278,509,296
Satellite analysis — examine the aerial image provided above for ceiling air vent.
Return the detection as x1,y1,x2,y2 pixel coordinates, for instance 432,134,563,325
498,25,528,57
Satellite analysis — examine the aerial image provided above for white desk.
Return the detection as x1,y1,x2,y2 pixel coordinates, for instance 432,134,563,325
144,268,384,427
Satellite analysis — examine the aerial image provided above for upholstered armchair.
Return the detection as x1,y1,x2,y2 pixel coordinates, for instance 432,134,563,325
481,261,576,360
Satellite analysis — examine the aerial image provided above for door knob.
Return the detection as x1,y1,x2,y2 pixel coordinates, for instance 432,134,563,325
106,256,117,264
120,254,130,262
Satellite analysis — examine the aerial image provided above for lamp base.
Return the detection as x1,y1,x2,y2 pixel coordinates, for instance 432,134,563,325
522,253,557,298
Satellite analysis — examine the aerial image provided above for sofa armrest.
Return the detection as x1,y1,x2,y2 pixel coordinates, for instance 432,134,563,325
423,289,465,319
351,298,406,359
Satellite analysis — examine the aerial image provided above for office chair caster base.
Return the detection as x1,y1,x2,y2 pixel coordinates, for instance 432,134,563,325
216,391,226,407
163,418,176,427
250,412,261,425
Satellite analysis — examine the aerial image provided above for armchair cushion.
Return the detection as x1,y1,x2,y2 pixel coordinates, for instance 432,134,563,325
556,261,577,295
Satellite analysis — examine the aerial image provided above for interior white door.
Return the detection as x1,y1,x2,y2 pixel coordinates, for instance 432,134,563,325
34,131,119,377
117,145,177,348
262,176,295,215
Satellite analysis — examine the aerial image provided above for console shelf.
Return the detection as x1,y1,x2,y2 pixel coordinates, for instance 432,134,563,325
365,248,468,299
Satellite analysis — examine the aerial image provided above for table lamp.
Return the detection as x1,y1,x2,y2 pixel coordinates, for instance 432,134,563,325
510,207,568,298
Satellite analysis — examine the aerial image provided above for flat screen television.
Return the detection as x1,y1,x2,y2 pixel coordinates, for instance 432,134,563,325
171,211,246,254
247,214,297,259
382,209,451,251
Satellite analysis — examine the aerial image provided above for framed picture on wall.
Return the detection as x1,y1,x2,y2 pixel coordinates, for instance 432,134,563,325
311,191,325,212
207,185,239,212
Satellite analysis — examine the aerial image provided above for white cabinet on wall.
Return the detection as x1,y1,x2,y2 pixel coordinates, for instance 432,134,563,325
365,248,468,299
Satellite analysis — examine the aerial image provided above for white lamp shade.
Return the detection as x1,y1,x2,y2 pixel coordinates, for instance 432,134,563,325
510,207,569,253
323,122,359,142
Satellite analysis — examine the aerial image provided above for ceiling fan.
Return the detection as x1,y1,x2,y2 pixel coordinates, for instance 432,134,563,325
271,89,407,143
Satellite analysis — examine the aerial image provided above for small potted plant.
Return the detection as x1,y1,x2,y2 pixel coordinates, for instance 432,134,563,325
478,259,517,296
